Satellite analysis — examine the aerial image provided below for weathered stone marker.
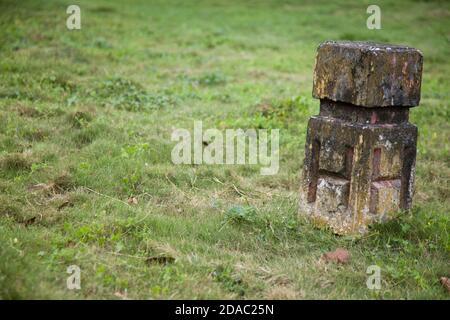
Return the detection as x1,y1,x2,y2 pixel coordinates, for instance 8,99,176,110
299,41,423,234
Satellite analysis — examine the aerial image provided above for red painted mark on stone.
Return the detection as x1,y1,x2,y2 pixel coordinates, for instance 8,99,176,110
370,111,378,124
372,148,381,180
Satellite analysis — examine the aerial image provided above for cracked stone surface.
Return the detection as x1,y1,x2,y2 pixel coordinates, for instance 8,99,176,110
312,40,423,107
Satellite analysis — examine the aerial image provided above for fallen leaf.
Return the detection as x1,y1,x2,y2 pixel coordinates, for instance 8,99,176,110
321,248,349,264
440,277,450,293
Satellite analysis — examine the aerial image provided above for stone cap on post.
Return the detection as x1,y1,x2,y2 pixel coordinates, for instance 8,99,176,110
312,40,423,107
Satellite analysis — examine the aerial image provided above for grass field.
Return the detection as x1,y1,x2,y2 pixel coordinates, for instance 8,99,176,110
0,0,449,299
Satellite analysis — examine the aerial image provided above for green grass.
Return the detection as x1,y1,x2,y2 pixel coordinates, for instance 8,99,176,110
0,0,449,299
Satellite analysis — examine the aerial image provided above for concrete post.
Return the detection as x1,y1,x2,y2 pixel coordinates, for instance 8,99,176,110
299,41,423,234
